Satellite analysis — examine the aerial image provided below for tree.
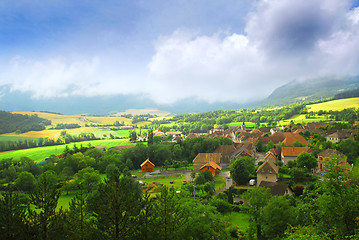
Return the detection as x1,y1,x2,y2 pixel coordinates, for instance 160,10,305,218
87,173,142,239
66,191,98,240
28,171,61,240
256,140,265,152
72,167,101,192
262,196,297,239
230,156,256,185
242,187,271,240
15,171,36,192
296,152,317,172
0,190,28,240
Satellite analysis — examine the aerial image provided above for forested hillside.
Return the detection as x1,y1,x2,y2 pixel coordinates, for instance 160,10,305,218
0,111,51,134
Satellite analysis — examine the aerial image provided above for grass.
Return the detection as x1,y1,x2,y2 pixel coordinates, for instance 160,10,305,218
214,175,226,191
228,122,256,128
141,174,188,191
228,212,250,230
307,97,359,112
0,136,40,142
0,139,130,162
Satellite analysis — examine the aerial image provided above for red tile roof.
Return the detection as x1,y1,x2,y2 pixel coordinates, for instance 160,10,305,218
281,147,307,157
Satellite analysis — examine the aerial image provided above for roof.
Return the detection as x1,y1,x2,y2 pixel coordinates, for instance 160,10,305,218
269,148,279,156
326,131,351,139
264,152,277,160
200,161,222,171
256,160,279,174
318,149,347,160
140,159,155,167
213,145,237,155
281,147,307,157
282,133,308,146
259,181,292,196
166,131,182,135
193,153,221,164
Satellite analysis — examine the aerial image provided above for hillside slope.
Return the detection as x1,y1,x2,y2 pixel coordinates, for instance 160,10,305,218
261,77,359,107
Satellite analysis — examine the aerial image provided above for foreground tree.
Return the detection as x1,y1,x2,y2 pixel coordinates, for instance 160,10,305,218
87,172,142,239
230,156,256,185
28,171,62,240
242,187,271,240
0,190,28,240
296,152,317,172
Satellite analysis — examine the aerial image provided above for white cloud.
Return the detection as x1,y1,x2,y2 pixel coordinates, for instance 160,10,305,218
146,0,359,104
1,0,359,105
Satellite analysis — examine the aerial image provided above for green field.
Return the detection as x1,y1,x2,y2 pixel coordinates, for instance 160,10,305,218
278,114,328,126
307,97,359,112
0,139,131,162
228,122,256,128
0,136,40,142
228,212,250,230
141,174,188,191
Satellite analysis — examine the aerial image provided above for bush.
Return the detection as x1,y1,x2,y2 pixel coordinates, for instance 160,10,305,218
209,198,233,214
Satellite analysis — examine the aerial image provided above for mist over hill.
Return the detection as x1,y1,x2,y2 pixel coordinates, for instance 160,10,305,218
261,77,359,107
0,89,253,115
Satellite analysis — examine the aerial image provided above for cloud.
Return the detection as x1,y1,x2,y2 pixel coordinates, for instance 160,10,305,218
146,0,359,104
1,0,359,106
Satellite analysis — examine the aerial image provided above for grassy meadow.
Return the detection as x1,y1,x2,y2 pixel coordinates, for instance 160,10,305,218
0,139,131,162
307,97,359,112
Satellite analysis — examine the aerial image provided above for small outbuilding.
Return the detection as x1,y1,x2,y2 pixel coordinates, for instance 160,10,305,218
140,159,155,172
199,161,222,176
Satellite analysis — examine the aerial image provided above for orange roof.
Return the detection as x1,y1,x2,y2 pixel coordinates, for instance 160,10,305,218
200,161,222,171
140,159,155,167
193,153,221,164
166,131,182,135
282,133,308,146
264,152,277,160
281,147,307,157
256,160,279,174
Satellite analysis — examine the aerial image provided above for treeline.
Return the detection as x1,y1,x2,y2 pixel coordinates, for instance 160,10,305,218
131,114,154,124
333,88,359,100
0,137,62,152
51,123,81,129
0,133,100,152
0,111,51,134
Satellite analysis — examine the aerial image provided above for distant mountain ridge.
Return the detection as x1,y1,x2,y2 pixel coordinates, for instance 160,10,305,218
261,77,359,107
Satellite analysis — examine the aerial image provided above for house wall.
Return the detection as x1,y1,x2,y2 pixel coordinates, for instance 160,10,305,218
193,163,203,172
200,166,216,176
141,163,154,172
326,136,340,143
281,155,296,165
257,173,277,186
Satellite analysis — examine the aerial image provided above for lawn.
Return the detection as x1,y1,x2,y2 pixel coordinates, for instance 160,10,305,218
228,212,251,230
141,174,189,191
307,97,359,112
0,139,130,162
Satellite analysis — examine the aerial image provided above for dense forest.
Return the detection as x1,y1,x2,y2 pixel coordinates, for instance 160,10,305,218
0,111,51,134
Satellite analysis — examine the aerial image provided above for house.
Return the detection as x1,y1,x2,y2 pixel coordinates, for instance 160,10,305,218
256,160,279,186
193,153,222,171
282,133,308,146
259,181,293,196
172,136,183,143
109,145,135,152
209,125,224,134
166,131,182,137
213,145,237,169
325,131,350,143
264,151,277,163
199,161,222,176
140,159,155,172
317,149,348,173
233,145,254,159
281,147,307,165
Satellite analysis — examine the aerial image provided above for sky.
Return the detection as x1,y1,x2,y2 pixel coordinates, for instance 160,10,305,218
0,0,359,105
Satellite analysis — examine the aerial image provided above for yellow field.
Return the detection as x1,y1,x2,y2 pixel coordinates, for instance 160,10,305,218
86,116,131,125
307,98,359,112
12,112,85,126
